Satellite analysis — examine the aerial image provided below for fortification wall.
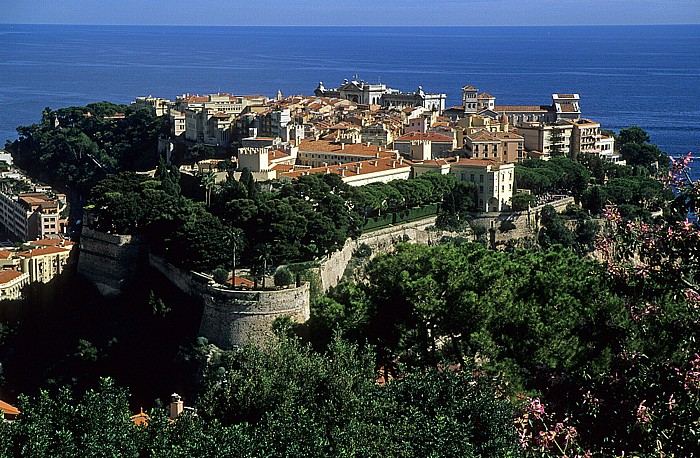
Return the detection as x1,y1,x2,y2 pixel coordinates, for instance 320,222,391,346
77,227,147,296
469,196,575,244
149,254,310,349
316,216,438,293
198,283,310,348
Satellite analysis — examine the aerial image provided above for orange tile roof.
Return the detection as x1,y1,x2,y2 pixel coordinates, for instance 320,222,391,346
395,132,454,143
0,250,13,260
181,95,209,103
282,157,411,181
466,130,500,142
131,408,150,426
18,246,71,258
477,93,495,99
0,399,20,416
271,164,295,172
228,276,254,287
297,139,395,157
0,270,23,284
494,132,523,140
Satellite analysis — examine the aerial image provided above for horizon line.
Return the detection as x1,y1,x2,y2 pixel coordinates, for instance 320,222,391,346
2,22,700,28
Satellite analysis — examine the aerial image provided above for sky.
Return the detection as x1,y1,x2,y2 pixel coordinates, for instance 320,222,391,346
2,0,700,26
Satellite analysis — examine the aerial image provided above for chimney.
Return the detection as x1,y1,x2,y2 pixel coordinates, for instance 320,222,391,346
391,161,396,168
341,143,345,150
340,169,345,177
170,393,184,420
455,155,460,162
375,152,380,158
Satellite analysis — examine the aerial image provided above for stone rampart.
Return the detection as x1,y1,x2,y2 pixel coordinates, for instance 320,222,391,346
198,283,310,348
78,227,148,296
316,216,438,293
149,254,310,349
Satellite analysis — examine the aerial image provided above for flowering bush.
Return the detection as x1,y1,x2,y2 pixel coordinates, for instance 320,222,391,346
515,397,590,458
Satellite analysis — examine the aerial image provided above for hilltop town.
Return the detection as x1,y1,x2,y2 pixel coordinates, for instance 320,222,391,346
1,79,687,457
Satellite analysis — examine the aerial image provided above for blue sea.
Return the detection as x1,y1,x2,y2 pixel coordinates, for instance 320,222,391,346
1,24,699,173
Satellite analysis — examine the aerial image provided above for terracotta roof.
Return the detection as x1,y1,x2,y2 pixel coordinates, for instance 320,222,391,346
462,85,478,91
477,93,495,99
131,408,150,426
452,157,507,167
0,399,20,416
282,157,411,181
395,132,454,143
271,164,295,172
466,130,499,142
495,106,549,112
297,139,395,157
0,250,13,260
228,276,254,287
268,150,291,163
18,246,71,258
0,270,24,284
494,132,523,140
181,95,209,103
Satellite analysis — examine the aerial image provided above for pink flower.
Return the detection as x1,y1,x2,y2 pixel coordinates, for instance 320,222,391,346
636,400,651,424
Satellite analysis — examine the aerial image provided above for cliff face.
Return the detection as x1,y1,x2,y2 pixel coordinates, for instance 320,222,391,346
77,227,148,296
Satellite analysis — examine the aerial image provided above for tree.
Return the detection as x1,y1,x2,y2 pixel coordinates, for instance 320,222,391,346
618,126,650,148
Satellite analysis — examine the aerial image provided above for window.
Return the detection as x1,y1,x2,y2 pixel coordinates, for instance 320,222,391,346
479,186,484,193
479,174,484,182
470,173,475,182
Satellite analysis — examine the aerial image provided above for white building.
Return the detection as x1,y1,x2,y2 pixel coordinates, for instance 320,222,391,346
413,157,515,212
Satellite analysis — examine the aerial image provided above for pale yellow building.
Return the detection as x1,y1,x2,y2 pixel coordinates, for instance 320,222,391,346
0,269,29,300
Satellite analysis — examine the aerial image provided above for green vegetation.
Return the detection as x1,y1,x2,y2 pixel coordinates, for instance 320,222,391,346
515,157,590,202
618,126,667,168
7,102,169,195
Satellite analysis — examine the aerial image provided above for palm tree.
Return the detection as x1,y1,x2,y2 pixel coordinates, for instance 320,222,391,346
202,170,216,207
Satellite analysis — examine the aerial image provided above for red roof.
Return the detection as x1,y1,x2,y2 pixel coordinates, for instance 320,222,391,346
228,276,254,287
0,270,24,284
131,408,150,426
0,399,20,416
18,246,71,258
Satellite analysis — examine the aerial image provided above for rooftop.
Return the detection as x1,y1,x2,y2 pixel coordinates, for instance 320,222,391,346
0,269,24,284
395,132,454,143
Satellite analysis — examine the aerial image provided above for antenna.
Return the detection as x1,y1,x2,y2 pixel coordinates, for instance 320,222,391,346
354,68,359,81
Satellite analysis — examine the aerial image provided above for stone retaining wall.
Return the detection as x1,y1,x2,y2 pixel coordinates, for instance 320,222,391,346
149,254,310,349
77,227,148,296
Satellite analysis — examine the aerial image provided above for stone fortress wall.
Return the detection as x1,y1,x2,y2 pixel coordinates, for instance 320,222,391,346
78,197,573,347
149,254,309,348
77,227,148,296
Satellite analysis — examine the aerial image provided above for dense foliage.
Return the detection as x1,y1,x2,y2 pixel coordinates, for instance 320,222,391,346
1,339,521,458
7,103,168,195
515,157,590,202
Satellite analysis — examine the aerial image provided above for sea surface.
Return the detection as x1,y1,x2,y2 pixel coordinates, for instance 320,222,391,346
0,24,699,174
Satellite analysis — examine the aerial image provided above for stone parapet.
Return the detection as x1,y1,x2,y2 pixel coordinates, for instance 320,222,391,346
149,254,310,349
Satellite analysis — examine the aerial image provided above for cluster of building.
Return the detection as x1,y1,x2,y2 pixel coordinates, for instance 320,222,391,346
0,160,74,301
133,79,625,214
